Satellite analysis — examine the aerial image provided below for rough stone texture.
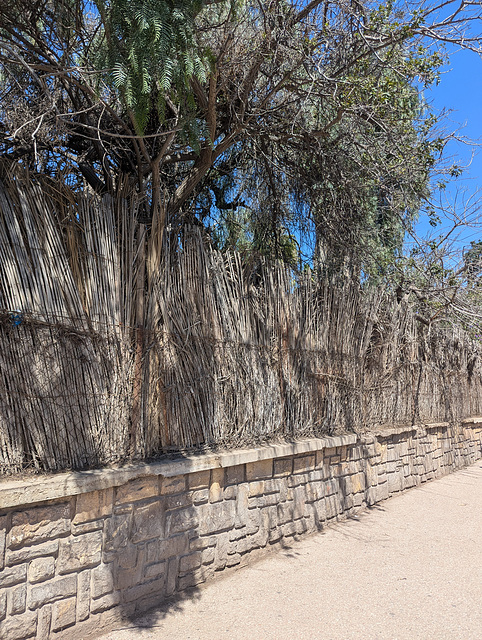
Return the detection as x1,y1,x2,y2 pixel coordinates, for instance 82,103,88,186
57,531,103,574
132,502,165,543
77,571,91,622
225,465,245,485
74,489,113,524
209,468,225,503
0,589,6,620
115,477,158,504
8,583,27,615
188,470,210,490
29,557,56,584
246,459,273,481
91,564,114,599
0,563,27,589
51,596,77,631
29,576,77,609
36,604,52,640
6,540,58,566
0,423,480,640
273,458,292,477
7,504,70,550
160,476,186,495
0,519,6,571
0,610,37,639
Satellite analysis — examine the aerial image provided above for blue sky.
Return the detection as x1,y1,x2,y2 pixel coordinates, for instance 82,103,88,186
415,45,482,253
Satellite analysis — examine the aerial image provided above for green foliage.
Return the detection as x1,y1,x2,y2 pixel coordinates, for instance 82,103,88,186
95,0,209,131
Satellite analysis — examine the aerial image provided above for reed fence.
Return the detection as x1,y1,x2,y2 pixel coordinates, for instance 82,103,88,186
1,172,481,473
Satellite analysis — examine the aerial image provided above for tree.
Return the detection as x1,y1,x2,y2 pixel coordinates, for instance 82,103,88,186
0,0,481,269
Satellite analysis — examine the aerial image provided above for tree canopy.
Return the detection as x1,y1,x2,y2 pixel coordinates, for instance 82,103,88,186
0,0,481,279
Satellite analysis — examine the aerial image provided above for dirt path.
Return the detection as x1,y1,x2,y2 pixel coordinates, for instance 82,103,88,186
95,461,482,640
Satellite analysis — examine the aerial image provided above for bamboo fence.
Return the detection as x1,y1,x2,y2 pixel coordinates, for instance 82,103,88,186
1,171,481,473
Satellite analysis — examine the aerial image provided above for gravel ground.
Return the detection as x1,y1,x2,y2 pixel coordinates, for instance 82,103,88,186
95,460,482,640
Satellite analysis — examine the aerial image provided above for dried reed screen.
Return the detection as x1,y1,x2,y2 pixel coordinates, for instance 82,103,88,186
0,176,481,473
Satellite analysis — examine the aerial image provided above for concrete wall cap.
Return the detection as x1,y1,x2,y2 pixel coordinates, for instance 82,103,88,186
0,434,356,510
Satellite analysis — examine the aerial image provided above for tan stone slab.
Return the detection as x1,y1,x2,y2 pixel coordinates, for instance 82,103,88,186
0,435,357,509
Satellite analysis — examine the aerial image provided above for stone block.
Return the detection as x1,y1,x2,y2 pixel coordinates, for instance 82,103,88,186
226,553,241,567
352,473,366,493
115,564,141,591
91,563,114,599
192,489,209,504
367,483,389,505
148,535,188,563
51,596,76,631
29,575,77,609
0,520,5,571
209,468,225,503
144,561,166,580
387,472,402,494
6,540,58,566
167,507,198,535
72,520,104,535
0,563,27,588
262,479,281,494
103,514,131,552
198,501,236,536
315,450,325,467
225,464,245,485
188,470,210,490
338,446,348,462
115,477,158,504
287,473,309,488
178,568,207,591
8,584,26,615
58,530,103,574
115,543,137,570
273,458,293,477
190,535,217,551
165,493,193,510
160,475,186,495
293,455,315,474
292,486,308,519
77,570,91,622
246,459,273,481
277,502,294,525
213,532,229,570
280,521,298,537
166,557,178,597
122,577,165,604
0,589,6,620
324,479,339,496
202,547,215,565
29,557,55,584
308,481,325,503
37,604,52,640
248,481,265,497
312,498,327,524
353,493,364,508
0,610,37,640
73,489,113,524
8,504,70,550
132,501,165,543
90,592,121,614
179,552,202,574
223,486,237,500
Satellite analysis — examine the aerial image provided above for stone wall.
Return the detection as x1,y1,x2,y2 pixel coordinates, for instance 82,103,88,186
1,419,481,640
